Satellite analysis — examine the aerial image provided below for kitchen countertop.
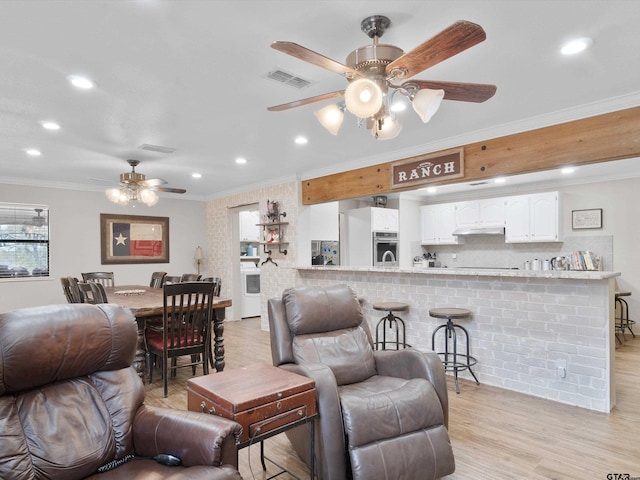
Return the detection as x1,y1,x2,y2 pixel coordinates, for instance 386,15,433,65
297,265,620,280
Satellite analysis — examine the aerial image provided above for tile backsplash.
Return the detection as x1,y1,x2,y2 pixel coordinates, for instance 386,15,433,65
422,235,613,270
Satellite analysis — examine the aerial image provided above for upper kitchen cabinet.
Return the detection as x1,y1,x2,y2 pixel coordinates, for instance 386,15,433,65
505,191,563,243
455,198,506,228
239,210,260,242
421,204,463,245
371,207,399,232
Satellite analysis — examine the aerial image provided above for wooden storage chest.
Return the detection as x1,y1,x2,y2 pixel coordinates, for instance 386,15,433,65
187,363,316,445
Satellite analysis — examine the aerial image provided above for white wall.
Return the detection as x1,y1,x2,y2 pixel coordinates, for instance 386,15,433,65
0,183,206,312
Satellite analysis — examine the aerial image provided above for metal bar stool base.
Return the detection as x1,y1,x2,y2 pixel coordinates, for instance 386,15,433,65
373,302,410,350
430,308,480,394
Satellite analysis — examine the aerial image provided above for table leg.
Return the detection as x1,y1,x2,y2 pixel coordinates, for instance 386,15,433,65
212,307,225,372
132,317,147,381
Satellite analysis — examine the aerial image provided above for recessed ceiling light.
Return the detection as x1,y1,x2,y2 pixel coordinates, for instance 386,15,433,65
494,177,506,184
561,167,575,174
68,75,95,89
25,148,41,156
561,37,593,55
424,187,437,194
192,173,202,179
235,157,247,165
41,121,61,130
294,136,308,145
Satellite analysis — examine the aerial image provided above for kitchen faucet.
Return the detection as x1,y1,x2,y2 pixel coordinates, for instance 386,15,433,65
382,250,396,265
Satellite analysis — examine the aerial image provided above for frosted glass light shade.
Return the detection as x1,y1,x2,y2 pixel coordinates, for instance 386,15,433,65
106,188,122,203
344,78,383,118
372,116,402,140
314,104,344,135
139,188,159,206
412,88,445,123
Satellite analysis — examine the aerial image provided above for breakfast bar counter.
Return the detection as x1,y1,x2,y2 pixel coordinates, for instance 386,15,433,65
294,265,620,412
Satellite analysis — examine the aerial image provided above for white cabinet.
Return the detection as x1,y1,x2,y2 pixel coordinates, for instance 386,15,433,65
421,204,463,245
505,192,562,243
239,210,260,242
455,198,505,228
371,207,399,232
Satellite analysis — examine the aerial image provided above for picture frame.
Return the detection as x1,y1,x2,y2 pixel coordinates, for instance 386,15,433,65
571,208,603,230
100,213,169,264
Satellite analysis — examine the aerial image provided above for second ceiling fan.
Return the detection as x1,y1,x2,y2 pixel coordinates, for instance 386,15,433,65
269,15,497,139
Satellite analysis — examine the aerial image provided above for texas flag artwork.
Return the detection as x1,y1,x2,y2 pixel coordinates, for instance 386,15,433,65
112,222,163,257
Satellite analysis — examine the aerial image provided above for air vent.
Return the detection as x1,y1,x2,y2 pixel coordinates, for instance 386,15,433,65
139,144,176,154
266,69,312,89
469,181,489,186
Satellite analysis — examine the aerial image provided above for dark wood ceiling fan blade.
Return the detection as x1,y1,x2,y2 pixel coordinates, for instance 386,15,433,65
154,186,186,194
386,20,487,80
271,41,358,77
268,90,345,111
403,80,497,103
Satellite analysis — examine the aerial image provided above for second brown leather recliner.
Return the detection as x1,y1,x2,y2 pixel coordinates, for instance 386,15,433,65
268,284,455,480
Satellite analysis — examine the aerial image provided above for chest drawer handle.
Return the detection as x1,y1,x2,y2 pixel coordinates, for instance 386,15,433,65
276,401,282,410
200,401,216,415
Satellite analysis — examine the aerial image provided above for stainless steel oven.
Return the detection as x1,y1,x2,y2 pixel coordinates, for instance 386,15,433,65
373,231,398,267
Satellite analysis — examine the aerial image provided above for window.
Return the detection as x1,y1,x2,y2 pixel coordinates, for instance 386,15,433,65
0,203,49,279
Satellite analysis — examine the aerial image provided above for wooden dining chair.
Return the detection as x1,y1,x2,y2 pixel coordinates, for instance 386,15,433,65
180,273,202,282
82,271,115,287
145,282,215,397
163,275,181,284
89,281,108,303
60,276,83,303
202,277,222,296
77,282,96,304
149,271,167,288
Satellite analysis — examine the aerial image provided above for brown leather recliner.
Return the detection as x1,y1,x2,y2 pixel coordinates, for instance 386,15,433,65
0,303,242,480
268,284,455,480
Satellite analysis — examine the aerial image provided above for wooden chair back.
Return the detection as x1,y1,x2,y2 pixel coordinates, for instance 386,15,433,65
201,276,222,296
180,273,202,282
82,271,115,287
163,275,181,284
150,271,167,288
60,276,83,303
146,281,215,397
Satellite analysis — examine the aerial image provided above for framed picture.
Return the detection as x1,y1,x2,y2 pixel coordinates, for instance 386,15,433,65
572,208,603,230
100,213,169,264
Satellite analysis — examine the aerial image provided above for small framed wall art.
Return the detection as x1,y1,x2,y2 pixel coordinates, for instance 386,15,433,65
100,213,169,264
571,208,603,230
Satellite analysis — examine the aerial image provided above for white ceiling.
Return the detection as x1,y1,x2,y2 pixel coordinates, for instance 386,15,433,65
1,1,639,202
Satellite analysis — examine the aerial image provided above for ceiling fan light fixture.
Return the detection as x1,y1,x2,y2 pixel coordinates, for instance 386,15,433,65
106,187,122,203
344,78,383,118
139,188,159,206
412,88,445,123
314,104,345,135
372,115,402,140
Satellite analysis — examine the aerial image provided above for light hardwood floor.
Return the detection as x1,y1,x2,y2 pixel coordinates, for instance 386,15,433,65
144,318,640,479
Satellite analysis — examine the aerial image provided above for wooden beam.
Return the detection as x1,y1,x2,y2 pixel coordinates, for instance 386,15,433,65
302,106,640,205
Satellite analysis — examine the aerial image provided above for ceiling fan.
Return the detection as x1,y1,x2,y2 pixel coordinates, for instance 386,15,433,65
268,15,497,139
31,208,47,226
105,159,186,206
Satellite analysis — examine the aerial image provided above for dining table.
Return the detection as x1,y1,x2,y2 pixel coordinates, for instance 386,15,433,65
104,285,232,378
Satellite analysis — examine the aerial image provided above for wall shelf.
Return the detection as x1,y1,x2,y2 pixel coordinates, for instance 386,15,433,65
257,210,288,263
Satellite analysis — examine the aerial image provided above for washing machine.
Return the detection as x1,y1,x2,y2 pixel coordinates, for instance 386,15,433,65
240,264,261,318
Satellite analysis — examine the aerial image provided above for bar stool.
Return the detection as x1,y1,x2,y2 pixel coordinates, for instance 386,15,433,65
373,302,410,350
615,291,635,343
430,307,479,394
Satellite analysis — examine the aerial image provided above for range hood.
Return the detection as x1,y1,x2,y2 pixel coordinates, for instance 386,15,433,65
452,226,505,236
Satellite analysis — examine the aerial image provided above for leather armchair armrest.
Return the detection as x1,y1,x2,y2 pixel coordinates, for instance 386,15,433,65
279,362,348,480
133,405,241,468
374,349,449,427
